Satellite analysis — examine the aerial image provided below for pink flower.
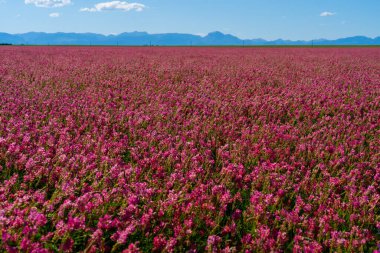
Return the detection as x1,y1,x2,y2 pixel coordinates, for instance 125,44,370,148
153,234,167,251
117,224,136,244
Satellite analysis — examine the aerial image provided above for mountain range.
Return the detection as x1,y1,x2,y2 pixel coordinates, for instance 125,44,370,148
1,31,380,46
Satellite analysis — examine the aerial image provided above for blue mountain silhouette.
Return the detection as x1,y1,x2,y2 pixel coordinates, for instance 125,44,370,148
1,31,379,45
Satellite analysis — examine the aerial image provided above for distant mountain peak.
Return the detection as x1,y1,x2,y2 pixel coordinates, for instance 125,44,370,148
206,31,225,36
205,31,238,39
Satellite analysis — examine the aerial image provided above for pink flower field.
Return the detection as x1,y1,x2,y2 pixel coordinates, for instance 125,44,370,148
0,46,379,252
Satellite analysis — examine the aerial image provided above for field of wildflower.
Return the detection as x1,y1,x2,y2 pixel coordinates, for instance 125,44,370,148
0,46,379,252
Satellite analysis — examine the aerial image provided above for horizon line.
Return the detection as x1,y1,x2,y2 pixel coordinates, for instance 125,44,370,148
2,31,380,41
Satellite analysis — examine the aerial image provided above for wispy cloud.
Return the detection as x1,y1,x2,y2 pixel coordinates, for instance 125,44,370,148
320,11,336,17
49,12,60,17
25,0,71,8
80,1,145,12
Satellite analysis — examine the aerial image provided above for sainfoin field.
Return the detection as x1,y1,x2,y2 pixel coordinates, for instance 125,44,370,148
0,46,379,252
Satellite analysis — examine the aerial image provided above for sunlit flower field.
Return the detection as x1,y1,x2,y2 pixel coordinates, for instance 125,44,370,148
0,46,379,252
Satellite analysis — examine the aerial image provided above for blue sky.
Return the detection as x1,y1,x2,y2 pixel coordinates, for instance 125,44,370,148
0,0,379,40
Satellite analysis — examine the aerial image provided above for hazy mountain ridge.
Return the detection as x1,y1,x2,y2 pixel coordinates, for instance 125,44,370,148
1,31,379,45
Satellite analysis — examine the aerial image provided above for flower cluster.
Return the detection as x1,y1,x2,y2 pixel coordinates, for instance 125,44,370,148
0,46,379,252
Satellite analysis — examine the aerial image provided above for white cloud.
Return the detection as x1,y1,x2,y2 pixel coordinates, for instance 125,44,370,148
25,0,71,8
80,1,145,12
49,12,60,17
320,11,336,17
